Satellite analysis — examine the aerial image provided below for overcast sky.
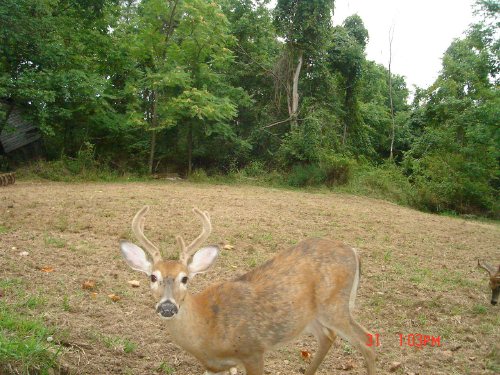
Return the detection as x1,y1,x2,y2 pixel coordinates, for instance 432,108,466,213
332,0,477,90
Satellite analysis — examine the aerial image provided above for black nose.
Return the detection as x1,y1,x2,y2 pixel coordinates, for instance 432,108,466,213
157,301,178,317
492,300,497,306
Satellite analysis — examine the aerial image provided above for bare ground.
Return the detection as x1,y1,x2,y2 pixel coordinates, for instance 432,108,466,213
0,181,499,375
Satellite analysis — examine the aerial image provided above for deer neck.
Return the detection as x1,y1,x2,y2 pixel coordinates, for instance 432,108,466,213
164,292,207,350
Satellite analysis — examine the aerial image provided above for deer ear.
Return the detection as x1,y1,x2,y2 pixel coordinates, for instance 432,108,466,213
120,240,152,275
188,246,219,277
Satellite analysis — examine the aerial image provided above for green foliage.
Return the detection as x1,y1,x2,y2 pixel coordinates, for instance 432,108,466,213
274,0,334,53
278,120,322,167
319,152,354,186
287,164,326,187
16,155,122,182
0,280,61,374
0,0,497,218
344,162,416,206
402,8,499,217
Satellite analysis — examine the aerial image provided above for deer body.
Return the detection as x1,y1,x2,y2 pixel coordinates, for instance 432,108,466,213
120,207,375,375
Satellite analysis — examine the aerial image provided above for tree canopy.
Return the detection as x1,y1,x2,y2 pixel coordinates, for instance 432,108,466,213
0,0,498,217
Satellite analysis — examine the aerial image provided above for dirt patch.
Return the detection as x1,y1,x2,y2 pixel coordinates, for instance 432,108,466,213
0,181,499,374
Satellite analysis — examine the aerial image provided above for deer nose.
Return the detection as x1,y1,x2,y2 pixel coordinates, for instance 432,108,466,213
157,300,178,318
492,299,498,306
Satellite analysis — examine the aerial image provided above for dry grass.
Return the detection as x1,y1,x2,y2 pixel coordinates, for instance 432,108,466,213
0,181,499,375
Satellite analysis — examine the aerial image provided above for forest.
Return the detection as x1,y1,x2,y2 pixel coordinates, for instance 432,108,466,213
0,0,498,218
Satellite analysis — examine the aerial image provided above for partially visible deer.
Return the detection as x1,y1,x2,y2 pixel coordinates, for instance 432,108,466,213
119,206,376,375
478,260,500,306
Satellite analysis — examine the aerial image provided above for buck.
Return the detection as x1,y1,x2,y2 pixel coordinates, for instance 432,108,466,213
478,260,500,305
119,206,376,375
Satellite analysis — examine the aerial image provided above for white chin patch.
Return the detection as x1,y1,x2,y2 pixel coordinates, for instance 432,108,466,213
157,313,176,320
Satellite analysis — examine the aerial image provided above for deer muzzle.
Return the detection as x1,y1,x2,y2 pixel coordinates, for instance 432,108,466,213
157,300,179,318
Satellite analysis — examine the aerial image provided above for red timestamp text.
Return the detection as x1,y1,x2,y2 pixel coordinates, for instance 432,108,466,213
366,333,442,348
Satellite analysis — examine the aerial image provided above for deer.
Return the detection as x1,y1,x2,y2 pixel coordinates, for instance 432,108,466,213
119,206,376,375
478,260,500,306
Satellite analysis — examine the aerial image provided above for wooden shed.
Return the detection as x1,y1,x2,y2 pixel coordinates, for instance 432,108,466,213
0,105,41,153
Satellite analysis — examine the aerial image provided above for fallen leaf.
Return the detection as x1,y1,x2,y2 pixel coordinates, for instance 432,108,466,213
91,292,98,299
82,280,96,290
389,362,402,372
300,350,312,361
223,244,234,250
19,251,29,257
40,266,55,273
341,362,354,370
128,280,140,288
108,294,121,302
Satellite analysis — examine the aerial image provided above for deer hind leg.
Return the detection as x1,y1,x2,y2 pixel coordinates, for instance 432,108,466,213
304,321,336,375
241,354,264,375
322,315,375,375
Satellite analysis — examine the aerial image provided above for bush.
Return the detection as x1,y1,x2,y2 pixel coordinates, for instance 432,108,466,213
240,161,267,178
319,153,354,186
188,168,210,182
287,164,326,187
277,120,323,167
408,153,499,217
344,162,415,206
15,143,122,181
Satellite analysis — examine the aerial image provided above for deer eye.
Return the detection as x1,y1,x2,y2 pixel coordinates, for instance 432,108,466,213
181,276,188,284
150,274,157,283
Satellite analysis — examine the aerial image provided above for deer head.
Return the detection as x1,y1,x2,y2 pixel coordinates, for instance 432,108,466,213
478,260,500,305
119,206,219,319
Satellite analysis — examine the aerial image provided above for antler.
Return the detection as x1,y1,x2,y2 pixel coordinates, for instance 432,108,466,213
177,208,212,266
478,260,497,276
132,206,162,263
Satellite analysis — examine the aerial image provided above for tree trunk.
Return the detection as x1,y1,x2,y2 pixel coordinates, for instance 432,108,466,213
290,51,303,129
187,122,193,176
148,90,158,174
342,84,354,145
388,26,396,160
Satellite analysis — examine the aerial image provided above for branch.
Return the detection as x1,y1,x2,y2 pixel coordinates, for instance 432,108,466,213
261,117,291,129
261,117,305,129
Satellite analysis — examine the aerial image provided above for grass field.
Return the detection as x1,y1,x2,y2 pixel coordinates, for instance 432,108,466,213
0,180,499,374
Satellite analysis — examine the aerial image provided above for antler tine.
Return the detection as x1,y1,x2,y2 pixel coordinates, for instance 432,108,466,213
132,206,162,263
178,208,212,265
478,259,495,276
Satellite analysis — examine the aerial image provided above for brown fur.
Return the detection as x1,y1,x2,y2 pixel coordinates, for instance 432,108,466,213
149,238,375,374
123,207,376,375
478,260,500,305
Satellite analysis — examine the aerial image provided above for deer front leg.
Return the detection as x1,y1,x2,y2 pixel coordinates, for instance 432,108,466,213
204,367,238,375
242,354,264,375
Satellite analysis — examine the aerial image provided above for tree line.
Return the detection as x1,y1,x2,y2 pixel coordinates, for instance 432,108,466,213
0,0,498,217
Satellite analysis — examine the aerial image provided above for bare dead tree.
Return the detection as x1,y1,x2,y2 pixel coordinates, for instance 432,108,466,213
272,48,303,130
388,24,396,160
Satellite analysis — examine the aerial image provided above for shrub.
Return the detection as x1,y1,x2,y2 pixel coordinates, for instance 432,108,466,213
188,168,210,182
319,153,355,186
345,162,415,206
287,164,326,188
408,152,498,216
240,161,267,177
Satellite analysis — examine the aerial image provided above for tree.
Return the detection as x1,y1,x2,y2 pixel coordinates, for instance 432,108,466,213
122,0,238,174
403,0,499,215
274,0,335,128
0,0,118,156
327,15,369,151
